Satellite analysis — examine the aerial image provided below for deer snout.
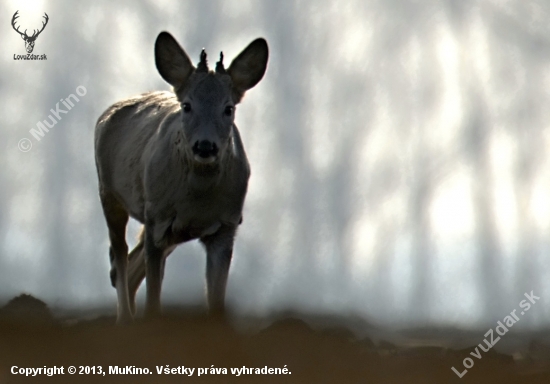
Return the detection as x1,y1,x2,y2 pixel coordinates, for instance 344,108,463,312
192,140,219,163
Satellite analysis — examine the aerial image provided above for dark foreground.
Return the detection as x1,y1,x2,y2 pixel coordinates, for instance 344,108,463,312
0,295,549,383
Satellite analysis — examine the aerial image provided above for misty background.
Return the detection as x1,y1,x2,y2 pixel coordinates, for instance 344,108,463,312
1,0,550,331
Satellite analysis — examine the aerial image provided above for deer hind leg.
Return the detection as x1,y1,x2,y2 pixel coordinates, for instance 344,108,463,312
126,231,176,316
201,225,237,316
143,225,166,318
100,191,131,324
127,238,144,316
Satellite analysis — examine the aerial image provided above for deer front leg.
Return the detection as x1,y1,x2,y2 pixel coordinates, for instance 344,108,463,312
201,225,237,316
143,224,166,318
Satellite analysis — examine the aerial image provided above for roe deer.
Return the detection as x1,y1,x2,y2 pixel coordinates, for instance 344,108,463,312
94,32,268,324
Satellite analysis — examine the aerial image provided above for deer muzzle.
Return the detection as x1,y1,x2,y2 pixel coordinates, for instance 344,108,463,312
192,140,219,164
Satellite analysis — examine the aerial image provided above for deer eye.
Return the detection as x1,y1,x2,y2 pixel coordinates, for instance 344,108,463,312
224,106,234,117
182,103,191,113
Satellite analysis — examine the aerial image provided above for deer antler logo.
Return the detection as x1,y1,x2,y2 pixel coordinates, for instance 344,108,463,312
11,11,49,54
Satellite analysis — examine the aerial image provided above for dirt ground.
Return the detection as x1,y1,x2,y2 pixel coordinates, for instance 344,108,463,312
0,295,549,384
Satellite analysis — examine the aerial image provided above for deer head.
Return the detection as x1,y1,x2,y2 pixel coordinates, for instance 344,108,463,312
12,11,49,54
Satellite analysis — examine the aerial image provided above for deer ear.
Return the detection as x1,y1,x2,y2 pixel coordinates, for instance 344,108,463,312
155,32,194,89
227,38,268,101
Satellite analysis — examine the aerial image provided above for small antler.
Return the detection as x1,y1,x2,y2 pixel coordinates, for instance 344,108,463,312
197,49,208,72
215,51,226,74
11,11,26,38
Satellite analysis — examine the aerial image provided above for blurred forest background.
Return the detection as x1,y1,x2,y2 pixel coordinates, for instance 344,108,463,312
1,0,550,331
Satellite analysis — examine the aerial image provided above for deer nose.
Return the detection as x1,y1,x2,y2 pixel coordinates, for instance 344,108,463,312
192,140,219,158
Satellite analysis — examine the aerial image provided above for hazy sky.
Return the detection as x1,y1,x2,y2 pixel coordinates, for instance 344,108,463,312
2,0,550,330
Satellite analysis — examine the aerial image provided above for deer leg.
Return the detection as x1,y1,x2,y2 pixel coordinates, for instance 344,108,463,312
127,239,176,316
100,192,131,325
143,225,166,318
201,225,237,316
127,239,144,316
110,230,144,315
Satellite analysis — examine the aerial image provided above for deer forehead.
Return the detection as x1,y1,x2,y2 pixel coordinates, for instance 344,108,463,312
183,73,232,105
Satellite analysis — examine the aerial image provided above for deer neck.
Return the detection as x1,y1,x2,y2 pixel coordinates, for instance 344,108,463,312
187,162,224,192
170,140,226,194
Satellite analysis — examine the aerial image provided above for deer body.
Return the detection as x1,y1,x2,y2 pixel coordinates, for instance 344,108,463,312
95,33,268,323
